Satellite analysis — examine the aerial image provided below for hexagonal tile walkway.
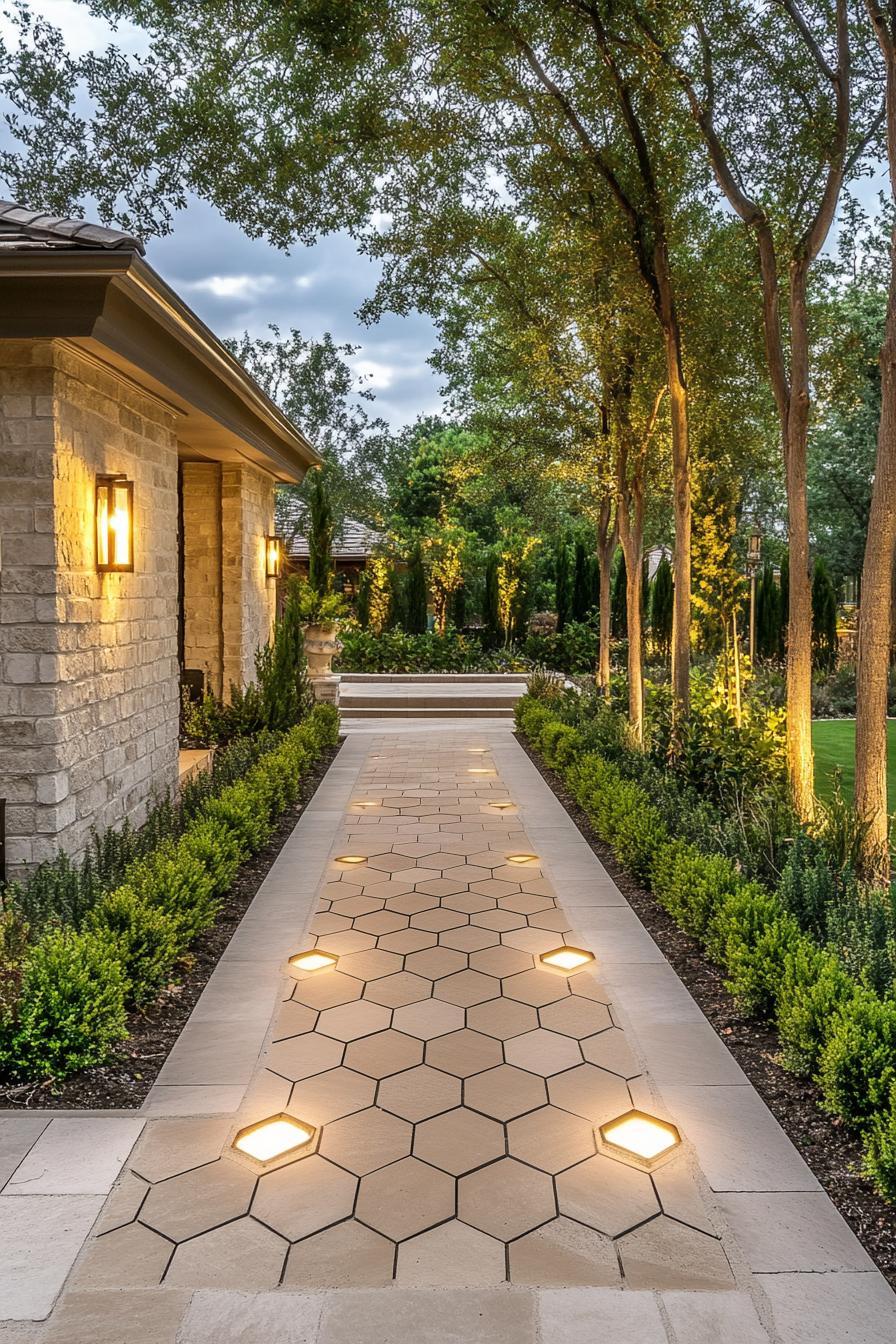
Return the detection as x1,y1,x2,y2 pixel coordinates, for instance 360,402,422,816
24,727,896,1343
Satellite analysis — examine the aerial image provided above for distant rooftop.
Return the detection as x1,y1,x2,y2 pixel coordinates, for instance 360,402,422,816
288,514,386,561
0,200,145,254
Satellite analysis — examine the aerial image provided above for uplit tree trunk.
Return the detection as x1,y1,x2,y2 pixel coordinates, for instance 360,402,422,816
617,501,645,744
595,495,617,697
663,316,692,723
855,0,896,879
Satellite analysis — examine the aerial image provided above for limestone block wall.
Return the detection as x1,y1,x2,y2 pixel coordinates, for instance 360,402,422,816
181,461,224,697
0,340,180,871
221,464,276,694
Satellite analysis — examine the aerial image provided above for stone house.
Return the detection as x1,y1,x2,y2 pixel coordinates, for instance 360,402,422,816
282,506,386,601
0,203,319,876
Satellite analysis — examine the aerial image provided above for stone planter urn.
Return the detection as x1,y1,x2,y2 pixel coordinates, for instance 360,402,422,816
303,622,343,704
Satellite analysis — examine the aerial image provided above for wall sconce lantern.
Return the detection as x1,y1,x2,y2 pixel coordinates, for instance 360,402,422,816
747,525,762,572
265,535,283,579
96,475,134,573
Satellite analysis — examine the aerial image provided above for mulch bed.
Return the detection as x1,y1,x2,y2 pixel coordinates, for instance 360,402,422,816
0,739,343,1113
517,733,896,1291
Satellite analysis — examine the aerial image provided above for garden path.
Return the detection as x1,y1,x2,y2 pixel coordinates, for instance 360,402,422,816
4,725,895,1343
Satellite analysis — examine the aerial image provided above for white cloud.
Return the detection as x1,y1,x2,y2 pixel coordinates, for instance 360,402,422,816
187,274,277,301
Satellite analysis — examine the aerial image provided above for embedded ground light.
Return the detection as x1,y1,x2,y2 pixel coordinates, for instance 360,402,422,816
490,801,515,810
468,768,495,774
233,1114,315,1164
335,855,367,865
288,949,338,973
599,1109,681,1166
507,853,539,864
540,945,595,971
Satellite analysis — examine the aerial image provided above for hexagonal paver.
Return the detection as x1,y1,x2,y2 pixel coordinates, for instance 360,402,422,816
504,1028,582,1077
465,1065,547,1121
317,1000,392,1042
547,1063,631,1123
367,853,414,872
321,881,363,902
504,969,570,1008
163,1216,287,1289
434,969,500,1008
252,1154,357,1241
414,878,468,899
385,893,439,915
336,949,404,982
413,1107,505,1175
568,973,609,1002
508,1216,619,1286
469,946,533,978
326,901,382,924
140,1160,256,1242
615,1216,733,1290
405,947,467,980
580,1027,641,1078
458,1158,555,1241
343,1029,424,1079
267,1031,344,1081
363,971,432,1009
555,1153,659,1235
292,973,364,1011
310,912,353,935
439,925,500,953
378,1065,462,1122
74,1221,170,1289
283,1220,394,1287
396,1220,506,1287
410,908,469,933
318,1106,412,1175
392,998,465,1041
527,909,571,932
354,911,410,937
466,997,539,1041
539,997,612,1039
291,1067,376,1125
441,892,496,915
355,1156,455,1241
471,910,527,932
501,927,562,956
471,879,521,899
425,1029,503,1078
377,931,438,957
271,1000,318,1042
500,893,554,915
507,1105,596,1173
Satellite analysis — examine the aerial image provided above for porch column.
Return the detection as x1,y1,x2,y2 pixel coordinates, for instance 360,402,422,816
221,464,277,695
180,461,223,697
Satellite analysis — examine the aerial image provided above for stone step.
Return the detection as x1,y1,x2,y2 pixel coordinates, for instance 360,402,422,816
339,705,517,718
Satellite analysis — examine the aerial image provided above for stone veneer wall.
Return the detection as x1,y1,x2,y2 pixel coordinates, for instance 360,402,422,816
0,340,180,871
180,461,224,697
221,463,277,694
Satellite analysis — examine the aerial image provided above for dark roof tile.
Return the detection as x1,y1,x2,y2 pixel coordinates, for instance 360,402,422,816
0,200,144,254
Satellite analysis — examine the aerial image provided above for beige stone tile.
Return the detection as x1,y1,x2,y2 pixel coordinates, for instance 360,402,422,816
617,1215,733,1289
468,945,533,978
73,1220,171,1289
413,878,469,899
425,1029,503,1078
318,1106,412,1175
527,909,572,933
317,1285,536,1344
291,973,364,1011
266,1032,344,1082
376,928,438,954
289,1067,376,1125
567,972,609,1002
405,946,468,979
310,912,354,936
343,1029,424,1079
377,1065,462,1121
353,911,409,936
472,909,527,932
465,1065,547,1121
555,1153,659,1235
579,1027,640,1079
458,1157,555,1240
321,880,364,902
283,1220,395,1287
396,1220,506,1286
500,893,555,915
317,1000,392,1042
410,907,469,933
439,925,500,952
362,971,431,1008
504,1028,583,1077
538,1000,613,1042
500,927,562,955
413,1107,505,1176
467,997,539,1041
164,1216,287,1289
391,998,465,1041
434,969,500,1007
93,1170,149,1235
503,968,571,1007
320,931,377,958
547,1063,630,1124
652,1156,716,1235
252,1155,357,1241
509,1216,619,1286
507,1105,596,1174
442,891,496,914
140,1159,256,1243
367,853,411,872
129,1117,232,1185
384,892,438,915
471,878,522,899
327,898,384,922
335,949,404,983
355,1156,455,1241
41,1288,190,1344
272,1001,319,1042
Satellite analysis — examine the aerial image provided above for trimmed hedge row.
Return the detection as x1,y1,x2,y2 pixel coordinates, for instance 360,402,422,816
516,694,896,1202
0,704,339,1082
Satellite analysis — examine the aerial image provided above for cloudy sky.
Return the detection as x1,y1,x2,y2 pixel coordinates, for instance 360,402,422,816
6,0,444,430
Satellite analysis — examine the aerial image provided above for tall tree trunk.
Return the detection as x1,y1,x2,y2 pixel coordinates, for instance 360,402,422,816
664,320,691,724
855,230,896,878
784,263,816,821
595,496,616,697
618,528,645,743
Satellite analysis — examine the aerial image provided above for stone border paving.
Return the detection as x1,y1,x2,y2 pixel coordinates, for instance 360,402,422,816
2,724,894,1343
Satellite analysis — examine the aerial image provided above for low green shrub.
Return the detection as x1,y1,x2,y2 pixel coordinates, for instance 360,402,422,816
710,885,801,1016
651,843,742,940
88,887,180,1005
818,989,896,1129
337,626,530,674
6,928,128,1078
865,1082,896,1201
775,939,852,1074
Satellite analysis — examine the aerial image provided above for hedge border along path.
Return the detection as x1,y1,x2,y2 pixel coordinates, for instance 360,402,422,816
0,704,340,1088
515,697,896,1263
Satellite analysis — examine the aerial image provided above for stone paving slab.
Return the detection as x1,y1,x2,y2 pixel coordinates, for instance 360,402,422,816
8,725,896,1342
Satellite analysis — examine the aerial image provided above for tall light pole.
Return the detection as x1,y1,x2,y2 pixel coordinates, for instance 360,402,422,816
747,526,762,662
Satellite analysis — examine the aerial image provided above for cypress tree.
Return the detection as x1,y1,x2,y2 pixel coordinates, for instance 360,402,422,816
484,552,500,647
650,556,674,658
611,548,627,638
812,557,838,670
404,543,428,634
572,538,590,621
588,554,601,614
555,538,572,631
307,470,334,598
356,569,372,630
779,551,790,659
451,584,467,630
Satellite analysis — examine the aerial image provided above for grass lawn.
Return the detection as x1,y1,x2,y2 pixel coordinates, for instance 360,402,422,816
812,718,896,804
